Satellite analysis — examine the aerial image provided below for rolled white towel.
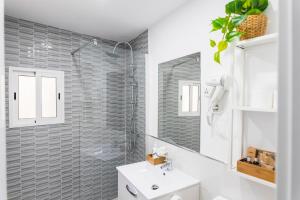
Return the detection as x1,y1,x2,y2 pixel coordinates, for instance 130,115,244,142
170,195,183,200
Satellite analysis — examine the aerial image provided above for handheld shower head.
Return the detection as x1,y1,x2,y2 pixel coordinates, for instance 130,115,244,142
70,38,98,55
92,39,98,46
105,52,121,58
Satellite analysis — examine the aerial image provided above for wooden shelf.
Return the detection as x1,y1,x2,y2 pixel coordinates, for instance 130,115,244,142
236,33,278,49
233,106,277,113
233,169,276,189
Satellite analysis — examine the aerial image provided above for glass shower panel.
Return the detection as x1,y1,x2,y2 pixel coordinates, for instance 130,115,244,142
78,39,126,200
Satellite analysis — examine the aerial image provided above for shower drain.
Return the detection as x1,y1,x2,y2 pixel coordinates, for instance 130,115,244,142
151,184,159,190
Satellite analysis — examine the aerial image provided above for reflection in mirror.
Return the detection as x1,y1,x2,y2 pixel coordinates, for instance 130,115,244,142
158,53,201,152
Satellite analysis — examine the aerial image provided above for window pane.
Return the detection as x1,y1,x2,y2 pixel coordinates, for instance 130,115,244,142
192,85,199,112
42,77,57,118
19,75,36,119
182,85,190,112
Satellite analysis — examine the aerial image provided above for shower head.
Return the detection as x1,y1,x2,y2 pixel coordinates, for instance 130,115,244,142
112,41,134,64
71,38,98,55
105,52,121,58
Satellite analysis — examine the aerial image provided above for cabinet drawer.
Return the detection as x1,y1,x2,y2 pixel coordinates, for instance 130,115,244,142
118,172,144,200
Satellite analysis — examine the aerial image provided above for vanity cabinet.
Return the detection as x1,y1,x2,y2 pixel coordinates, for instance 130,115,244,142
117,161,200,200
118,172,199,200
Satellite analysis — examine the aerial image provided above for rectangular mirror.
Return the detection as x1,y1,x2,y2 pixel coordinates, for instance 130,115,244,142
156,52,201,152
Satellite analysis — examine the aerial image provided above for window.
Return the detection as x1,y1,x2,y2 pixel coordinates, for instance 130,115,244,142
9,67,64,127
178,80,200,116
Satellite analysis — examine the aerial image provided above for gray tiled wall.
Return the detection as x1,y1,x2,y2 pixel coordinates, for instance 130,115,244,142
5,15,147,200
158,53,201,152
5,16,82,200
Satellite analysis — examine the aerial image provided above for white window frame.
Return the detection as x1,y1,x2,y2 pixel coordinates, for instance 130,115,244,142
178,80,201,116
9,67,64,128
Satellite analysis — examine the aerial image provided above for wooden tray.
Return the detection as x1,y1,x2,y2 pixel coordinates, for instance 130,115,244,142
146,154,166,165
237,160,275,183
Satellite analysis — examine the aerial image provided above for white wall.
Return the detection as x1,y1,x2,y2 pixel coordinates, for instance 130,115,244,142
0,0,7,199
277,0,300,199
146,0,278,199
147,0,231,163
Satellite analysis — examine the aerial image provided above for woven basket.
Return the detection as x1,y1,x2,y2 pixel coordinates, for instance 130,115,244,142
237,14,268,40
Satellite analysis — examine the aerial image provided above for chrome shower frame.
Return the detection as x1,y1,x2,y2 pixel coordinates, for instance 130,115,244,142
70,39,138,153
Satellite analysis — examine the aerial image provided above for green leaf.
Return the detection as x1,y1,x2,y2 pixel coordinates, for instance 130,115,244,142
251,0,259,8
226,31,243,42
240,0,268,14
246,8,262,15
226,0,245,15
210,40,216,47
258,0,268,11
228,21,235,32
218,41,228,52
225,1,236,14
214,52,221,64
211,17,227,32
235,0,244,14
222,27,227,34
232,15,246,26
243,0,252,9
224,0,261,14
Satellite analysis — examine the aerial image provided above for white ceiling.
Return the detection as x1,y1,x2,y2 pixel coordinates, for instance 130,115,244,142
5,0,191,41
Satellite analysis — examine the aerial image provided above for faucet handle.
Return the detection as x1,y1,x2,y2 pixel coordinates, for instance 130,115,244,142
160,158,173,171
166,159,173,170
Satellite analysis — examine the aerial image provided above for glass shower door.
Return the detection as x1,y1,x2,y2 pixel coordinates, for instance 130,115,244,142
78,39,126,200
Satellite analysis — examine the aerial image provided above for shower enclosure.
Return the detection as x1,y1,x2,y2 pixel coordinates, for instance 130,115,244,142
71,34,147,199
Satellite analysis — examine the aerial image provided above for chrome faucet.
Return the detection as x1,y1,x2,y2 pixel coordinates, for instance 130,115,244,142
160,159,173,171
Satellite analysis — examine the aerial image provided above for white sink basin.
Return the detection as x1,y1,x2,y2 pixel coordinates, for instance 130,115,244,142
117,161,200,200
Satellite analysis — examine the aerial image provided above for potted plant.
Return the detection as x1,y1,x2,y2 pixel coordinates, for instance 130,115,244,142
210,0,269,64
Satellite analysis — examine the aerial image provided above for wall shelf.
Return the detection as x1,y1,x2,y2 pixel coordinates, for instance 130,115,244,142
236,33,278,49
233,106,277,113
230,32,278,184
233,169,276,189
